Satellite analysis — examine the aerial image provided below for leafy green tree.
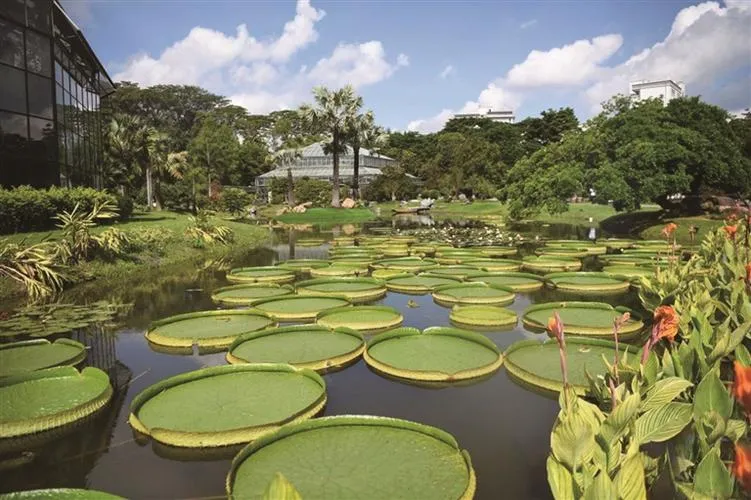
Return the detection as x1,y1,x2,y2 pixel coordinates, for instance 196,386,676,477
188,116,239,197
347,110,387,199
299,86,362,207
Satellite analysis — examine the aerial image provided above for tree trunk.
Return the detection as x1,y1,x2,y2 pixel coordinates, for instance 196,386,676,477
353,144,360,200
206,145,212,198
286,168,295,206
331,130,341,208
153,177,163,210
145,164,154,211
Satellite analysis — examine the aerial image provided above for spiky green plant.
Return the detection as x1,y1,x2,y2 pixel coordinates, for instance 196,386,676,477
185,210,233,248
55,200,118,262
0,240,67,300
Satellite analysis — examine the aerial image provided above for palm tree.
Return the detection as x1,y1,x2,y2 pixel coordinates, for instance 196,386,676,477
299,86,362,207
266,148,302,206
347,111,387,199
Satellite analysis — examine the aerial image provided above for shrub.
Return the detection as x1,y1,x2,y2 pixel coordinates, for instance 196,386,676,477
221,187,253,215
0,186,125,234
421,189,441,200
294,178,332,207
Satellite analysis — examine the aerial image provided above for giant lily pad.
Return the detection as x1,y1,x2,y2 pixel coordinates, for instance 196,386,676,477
310,263,368,278
227,325,364,372
296,239,326,247
522,256,582,273
252,296,351,322
316,305,403,333
146,310,276,349
379,246,410,258
465,272,545,292
599,254,655,266
602,239,636,250
0,366,112,438
0,339,86,377
211,284,294,306
601,265,655,280
371,257,438,272
227,267,296,284
504,337,639,395
477,246,517,257
227,415,475,499
434,251,483,265
384,273,461,294
544,272,631,294
0,489,123,499
449,305,518,329
464,259,522,272
0,302,131,338
428,265,483,279
522,302,643,340
276,259,330,273
432,282,515,307
364,327,502,382
295,278,386,303
129,364,325,448
536,247,590,258
371,268,407,281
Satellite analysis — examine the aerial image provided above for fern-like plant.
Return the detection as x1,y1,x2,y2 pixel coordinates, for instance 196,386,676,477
185,210,233,248
55,200,118,262
0,240,67,300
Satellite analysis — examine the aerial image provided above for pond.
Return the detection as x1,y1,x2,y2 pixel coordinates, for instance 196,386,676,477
0,218,645,499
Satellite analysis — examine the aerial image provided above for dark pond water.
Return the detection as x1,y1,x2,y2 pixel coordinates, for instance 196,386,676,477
0,218,643,499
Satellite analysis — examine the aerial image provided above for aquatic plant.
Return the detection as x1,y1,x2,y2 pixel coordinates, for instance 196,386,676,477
0,301,132,338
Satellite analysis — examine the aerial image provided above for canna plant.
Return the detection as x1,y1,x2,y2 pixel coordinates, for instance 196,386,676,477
0,239,67,300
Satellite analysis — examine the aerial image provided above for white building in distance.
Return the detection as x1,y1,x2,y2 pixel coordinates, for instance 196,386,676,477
629,79,686,106
453,109,515,123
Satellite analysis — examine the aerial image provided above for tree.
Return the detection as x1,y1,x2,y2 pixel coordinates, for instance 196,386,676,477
347,110,387,199
188,116,239,198
266,148,303,206
299,86,362,207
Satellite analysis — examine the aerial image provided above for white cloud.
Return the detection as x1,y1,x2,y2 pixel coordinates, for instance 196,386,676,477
519,19,537,29
306,41,407,88
407,109,455,133
267,0,326,62
230,62,279,86
397,53,410,67
439,65,455,79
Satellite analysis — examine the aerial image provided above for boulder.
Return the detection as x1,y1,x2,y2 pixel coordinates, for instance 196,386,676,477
292,202,312,213
341,198,356,209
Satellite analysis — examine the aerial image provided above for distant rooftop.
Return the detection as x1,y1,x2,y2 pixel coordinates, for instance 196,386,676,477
286,142,394,161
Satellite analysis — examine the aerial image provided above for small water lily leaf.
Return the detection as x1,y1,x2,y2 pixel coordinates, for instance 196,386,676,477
613,453,647,500
641,377,692,412
634,402,692,444
693,448,733,499
263,473,302,500
546,455,577,500
693,369,733,420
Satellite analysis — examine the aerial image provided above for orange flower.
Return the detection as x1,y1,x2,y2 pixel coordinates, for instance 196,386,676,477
724,225,739,240
733,361,751,420
547,312,564,344
661,223,678,238
745,263,751,283
653,305,679,343
733,442,751,492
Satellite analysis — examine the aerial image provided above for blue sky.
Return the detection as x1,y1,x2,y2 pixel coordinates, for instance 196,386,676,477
63,0,751,131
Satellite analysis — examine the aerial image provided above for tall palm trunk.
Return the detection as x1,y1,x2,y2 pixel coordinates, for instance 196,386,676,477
205,144,212,198
352,144,360,200
331,129,341,208
145,163,154,211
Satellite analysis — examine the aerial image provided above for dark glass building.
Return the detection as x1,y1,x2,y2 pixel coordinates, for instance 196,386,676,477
0,0,114,188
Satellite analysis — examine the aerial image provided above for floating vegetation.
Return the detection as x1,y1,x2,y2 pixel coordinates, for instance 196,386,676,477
599,254,656,266
316,305,403,333
226,416,476,499
365,327,503,382
0,489,124,499
210,283,294,306
295,278,386,303
404,223,512,248
296,238,326,247
383,273,462,294
465,272,545,292
309,263,368,278
601,239,636,250
544,271,631,294
521,256,582,273
129,364,326,448
601,265,655,279
522,302,643,340
0,339,86,377
275,259,330,273
252,295,351,322
410,243,437,255
0,366,112,439
0,301,131,339
145,310,275,349
371,257,438,272
476,246,517,257
432,282,515,307
226,266,296,284
464,259,522,272
227,325,364,372
504,337,639,396
371,268,407,281
536,247,590,258
379,246,410,258
449,305,518,329
427,265,483,279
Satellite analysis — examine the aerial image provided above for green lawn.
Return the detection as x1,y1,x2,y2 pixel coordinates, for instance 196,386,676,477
532,203,661,226
274,207,376,225
640,216,724,243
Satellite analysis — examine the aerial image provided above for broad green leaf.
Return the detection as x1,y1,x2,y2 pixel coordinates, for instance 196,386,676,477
700,411,726,446
614,453,647,500
583,470,617,500
551,411,596,471
674,481,717,500
264,473,303,500
725,419,747,442
693,448,733,499
735,344,751,366
708,320,751,365
641,377,692,412
693,369,733,420
547,455,576,500
676,343,695,379
600,393,640,444
662,349,676,377
634,403,693,444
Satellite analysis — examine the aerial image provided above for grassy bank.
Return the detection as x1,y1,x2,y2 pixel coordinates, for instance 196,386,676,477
272,207,377,225
0,211,273,303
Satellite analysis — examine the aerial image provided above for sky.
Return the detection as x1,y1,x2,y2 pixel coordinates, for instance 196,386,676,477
62,0,751,132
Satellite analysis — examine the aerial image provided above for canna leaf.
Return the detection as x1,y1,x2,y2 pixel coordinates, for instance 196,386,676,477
693,369,733,421
547,455,577,500
614,453,647,500
633,403,692,444
693,448,733,499
641,377,692,412
707,320,751,365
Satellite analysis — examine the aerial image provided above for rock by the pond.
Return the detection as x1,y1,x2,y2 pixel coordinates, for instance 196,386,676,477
342,198,356,209
292,202,313,213
458,193,468,203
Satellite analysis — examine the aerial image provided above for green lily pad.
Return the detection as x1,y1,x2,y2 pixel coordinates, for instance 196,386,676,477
464,259,522,272
521,256,582,273
252,296,351,322
316,305,403,333
599,254,655,266
476,246,517,257
465,272,545,292
504,337,640,396
432,282,515,307
227,325,364,372
0,489,123,499
295,278,386,303
0,339,87,377
227,267,296,284
372,258,438,272
522,302,643,339
365,327,503,382
371,268,407,281
276,259,330,273
296,239,326,247
211,284,294,306
602,239,636,250
0,366,112,439
380,246,410,257
384,273,462,294
227,415,475,499
601,265,655,279
536,247,590,258
129,364,326,448
309,263,368,278
449,305,518,329
427,265,482,279
146,310,276,349
544,272,631,294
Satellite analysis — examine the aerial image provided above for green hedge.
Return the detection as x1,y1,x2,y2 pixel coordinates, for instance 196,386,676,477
0,186,131,234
